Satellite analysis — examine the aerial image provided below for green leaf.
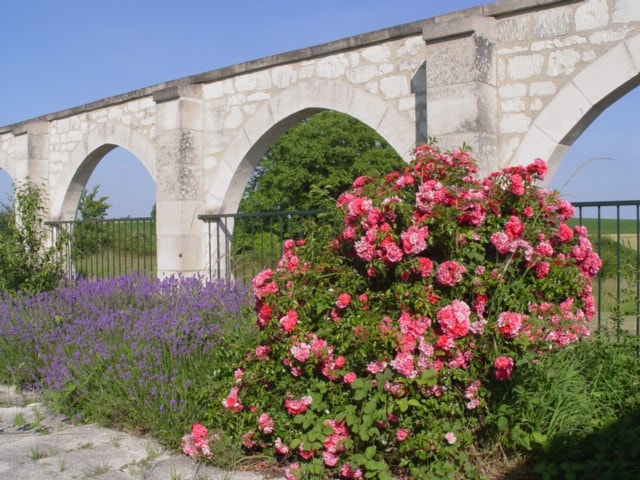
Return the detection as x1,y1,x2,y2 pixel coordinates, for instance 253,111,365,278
363,396,378,415
289,438,301,450
497,416,509,432
531,431,547,444
365,445,376,459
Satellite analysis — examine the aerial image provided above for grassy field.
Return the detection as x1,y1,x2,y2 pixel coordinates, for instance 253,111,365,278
568,217,639,236
73,249,156,278
573,217,640,335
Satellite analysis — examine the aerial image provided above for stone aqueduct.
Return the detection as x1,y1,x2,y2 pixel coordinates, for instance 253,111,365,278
0,0,638,277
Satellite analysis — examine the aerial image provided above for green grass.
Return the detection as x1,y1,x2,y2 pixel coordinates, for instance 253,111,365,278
567,217,639,236
488,332,640,479
73,249,156,279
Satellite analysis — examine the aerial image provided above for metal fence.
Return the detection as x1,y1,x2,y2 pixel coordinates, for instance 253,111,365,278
44,203,640,337
201,203,640,337
198,209,336,283
572,200,640,337
48,217,156,279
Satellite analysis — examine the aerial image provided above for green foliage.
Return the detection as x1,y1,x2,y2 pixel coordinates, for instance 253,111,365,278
216,145,600,479
594,235,637,279
229,211,337,282
0,180,65,293
77,185,111,220
493,332,640,479
73,185,113,257
69,186,157,279
239,110,406,213
234,111,403,278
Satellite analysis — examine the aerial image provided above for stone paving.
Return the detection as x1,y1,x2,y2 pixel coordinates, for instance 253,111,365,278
0,385,282,480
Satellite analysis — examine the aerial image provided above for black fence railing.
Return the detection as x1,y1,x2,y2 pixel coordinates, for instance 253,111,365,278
47,217,156,279
198,209,336,283
201,203,640,337
45,202,639,337
571,200,640,338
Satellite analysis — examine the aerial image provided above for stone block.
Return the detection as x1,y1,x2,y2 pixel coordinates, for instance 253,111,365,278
509,123,559,168
500,113,531,134
427,85,479,135
575,0,609,32
426,36,477,87
613,0,640,23
546,49,582,76
348,88,389,129
572,41,639,106
533,8,572,38
530,81,557,97
156,164,203,200
380,75,410,99
155,100,182,131
155,130,201,166
316,54,349,78
499,83,528,98
507,54,544,80
531,82,591,144
362,45,391,63
625,34,640,71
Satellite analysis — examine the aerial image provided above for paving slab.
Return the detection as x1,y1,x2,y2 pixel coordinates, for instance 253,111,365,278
0,385,284,480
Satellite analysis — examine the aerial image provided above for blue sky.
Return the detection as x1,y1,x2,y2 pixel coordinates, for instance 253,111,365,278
1,0,638,217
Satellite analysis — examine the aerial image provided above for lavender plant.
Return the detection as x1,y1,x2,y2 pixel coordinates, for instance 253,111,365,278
0,273,255,446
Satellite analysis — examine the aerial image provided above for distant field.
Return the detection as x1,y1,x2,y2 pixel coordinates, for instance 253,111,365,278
567,217,639,236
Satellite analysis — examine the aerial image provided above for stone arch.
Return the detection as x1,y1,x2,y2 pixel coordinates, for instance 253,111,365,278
52,122,156,220
205,78,417,213
511,33,640,184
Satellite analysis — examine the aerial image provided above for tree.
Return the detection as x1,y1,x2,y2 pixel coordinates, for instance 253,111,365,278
73,185,112,257
0,180,65,293
239,111,406,213
77,184,111,220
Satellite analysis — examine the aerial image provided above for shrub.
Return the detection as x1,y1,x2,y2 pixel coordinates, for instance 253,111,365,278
214,144,601,479
0,180,65,293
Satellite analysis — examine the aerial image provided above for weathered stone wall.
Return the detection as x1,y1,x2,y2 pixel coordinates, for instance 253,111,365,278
495,0,640,174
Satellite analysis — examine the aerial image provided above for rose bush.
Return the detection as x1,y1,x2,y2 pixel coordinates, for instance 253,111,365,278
216,144,600,479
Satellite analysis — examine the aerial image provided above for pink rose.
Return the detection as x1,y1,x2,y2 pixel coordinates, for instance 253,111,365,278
437,300,471,339
497,312,526,339
557,223,574,243
505,215,524,239
509,173,525,195
274,437,289,455
284,396,312,415
255,345,270,358
400,225,429,254
335,292,352,309
494,356,514,380
258,413,274,434
343,372,357,384
366,360,388,374
279,310,299,332
222,386,243,413
396,429,410,442
436,261,467,287
284,463,300,480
